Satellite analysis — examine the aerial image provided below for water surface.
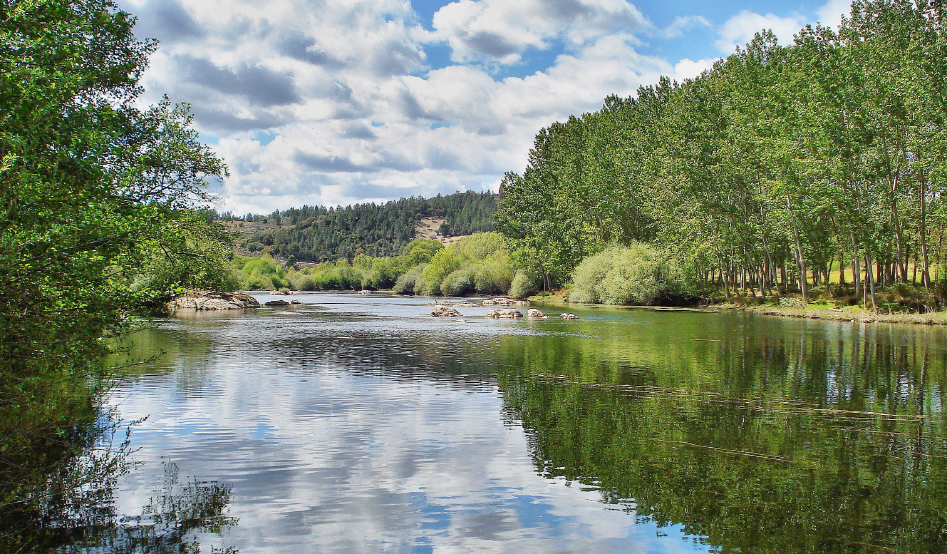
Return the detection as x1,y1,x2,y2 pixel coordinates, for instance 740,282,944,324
108,293,947,553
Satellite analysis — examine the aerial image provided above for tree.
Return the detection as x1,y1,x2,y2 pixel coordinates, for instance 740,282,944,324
0,0,229,545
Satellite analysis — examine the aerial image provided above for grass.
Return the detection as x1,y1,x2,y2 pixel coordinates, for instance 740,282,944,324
735,303,947,325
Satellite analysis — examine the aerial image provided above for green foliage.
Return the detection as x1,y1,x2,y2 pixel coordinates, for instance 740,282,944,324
440,266,477,296
230,237,448,292
0,0,233,547
239,191,496,261
497,1,947,310
569,244,688,305
393,264,426,295
509,269,540,299
416,233,511,296
417,249,463,296
401,238,444,266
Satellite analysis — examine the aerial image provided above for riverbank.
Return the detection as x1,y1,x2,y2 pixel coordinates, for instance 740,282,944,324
718,303,947,326
529,294,947,326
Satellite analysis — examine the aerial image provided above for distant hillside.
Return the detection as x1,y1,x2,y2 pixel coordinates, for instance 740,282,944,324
228,191,497,261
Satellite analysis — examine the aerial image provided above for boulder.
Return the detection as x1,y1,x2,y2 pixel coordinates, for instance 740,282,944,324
432,305,462,317
291,299,302,305
560,312,579,320
169,291,260,312
488,308,523,319
484,297,529,307
265,299,290,307
527,309,548,319
453,302,479,308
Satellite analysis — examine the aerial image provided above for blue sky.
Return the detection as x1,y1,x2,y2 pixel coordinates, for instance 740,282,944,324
118,0,852,214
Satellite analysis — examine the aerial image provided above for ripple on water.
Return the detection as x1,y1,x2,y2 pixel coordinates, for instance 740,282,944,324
105,292,947,554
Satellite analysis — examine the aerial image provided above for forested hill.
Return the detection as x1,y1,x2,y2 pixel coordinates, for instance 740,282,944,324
230,191,497,261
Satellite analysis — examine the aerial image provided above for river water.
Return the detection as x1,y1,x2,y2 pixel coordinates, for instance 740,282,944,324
106,293,947,553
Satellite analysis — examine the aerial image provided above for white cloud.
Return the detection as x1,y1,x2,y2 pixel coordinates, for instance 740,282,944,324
673,58,717,80
716,10,806,53
429,0,651,65
817,0,852,28
663,15,711,39
116,0,750,214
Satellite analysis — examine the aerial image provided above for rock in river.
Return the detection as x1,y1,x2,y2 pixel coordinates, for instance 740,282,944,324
170,291,260,312
488,308,523,319
432,305,462,317
527,309,548,319
482,297,529,307
265,299,290,307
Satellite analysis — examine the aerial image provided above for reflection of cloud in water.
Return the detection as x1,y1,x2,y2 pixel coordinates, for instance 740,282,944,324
110,293,709,553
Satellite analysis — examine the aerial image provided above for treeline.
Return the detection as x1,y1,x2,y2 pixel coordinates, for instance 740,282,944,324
238,191,497,261
497,0,947,308
231,232,512,296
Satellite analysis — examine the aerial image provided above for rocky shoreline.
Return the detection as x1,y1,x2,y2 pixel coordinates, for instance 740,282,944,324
169,291,260,312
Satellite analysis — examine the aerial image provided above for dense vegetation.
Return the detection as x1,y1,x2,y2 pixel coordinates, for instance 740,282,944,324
232,238,443,291
234,191,497,261
231,232,513,297
568,243,692,305
0,1,234,550
497,0,947,310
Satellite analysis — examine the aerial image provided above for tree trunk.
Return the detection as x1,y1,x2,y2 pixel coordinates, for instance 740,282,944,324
851,232,861,297
786,196,807,299
920,177,932,292
866,256,877,310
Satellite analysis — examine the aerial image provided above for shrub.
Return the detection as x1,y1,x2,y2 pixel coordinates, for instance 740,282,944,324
441,267,477,296
394,264,426,295
778,296,808,308
569,243,688,305
509,269,539,299
473,253,513,295
569,248,616,304
401,239,444,266
452,232,505,260
416,249,462,295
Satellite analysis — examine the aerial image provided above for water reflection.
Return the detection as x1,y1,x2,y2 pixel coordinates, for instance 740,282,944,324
495,306,947,553
105,294,947,553
0,414,237,554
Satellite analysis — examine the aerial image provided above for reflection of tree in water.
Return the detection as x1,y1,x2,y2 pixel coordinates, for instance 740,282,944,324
494,324,947,554
98,461,238,554
0,412,237,554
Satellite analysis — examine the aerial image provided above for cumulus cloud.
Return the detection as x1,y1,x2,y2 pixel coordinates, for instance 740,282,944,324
175,55,300,107
716,10,806,53
115,0,762,213
127,0,205,43
817,0,853,28
429,0,651,65
663,15,711,39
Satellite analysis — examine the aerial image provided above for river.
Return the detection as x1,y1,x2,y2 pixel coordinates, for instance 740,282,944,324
104,292,947,553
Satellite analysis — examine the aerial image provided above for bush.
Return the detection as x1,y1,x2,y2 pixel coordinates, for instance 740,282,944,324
414,233,511,296
568,243,689,305
569,249,615,304
778,296,808,308
393,264,426,295
473,253,513,295
401,239,444,266
441,266,477,296
509,269,539,299
453,232,505,260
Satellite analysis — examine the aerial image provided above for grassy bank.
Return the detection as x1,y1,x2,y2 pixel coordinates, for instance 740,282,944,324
529,291,947,326
716,303,947,326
